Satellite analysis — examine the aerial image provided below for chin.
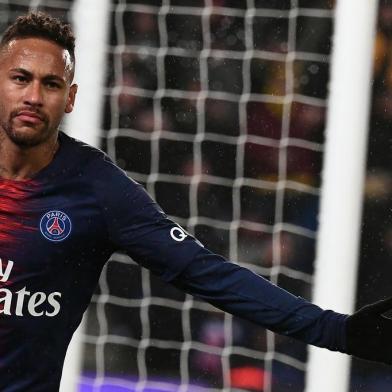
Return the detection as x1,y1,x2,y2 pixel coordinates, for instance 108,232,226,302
7,126,52,148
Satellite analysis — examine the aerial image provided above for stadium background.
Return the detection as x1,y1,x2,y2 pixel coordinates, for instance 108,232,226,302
1,1,392,391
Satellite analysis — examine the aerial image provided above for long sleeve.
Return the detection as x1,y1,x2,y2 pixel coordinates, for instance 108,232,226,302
173,246,348,352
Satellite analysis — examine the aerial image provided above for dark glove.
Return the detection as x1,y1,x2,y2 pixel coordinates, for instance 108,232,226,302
346,297,392,365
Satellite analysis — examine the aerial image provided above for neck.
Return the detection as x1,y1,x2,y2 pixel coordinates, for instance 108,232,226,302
0,132,59,180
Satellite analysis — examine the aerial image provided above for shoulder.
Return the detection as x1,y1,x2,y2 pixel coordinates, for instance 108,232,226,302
59,132,133,184
59,132,144,207
58,131,109,170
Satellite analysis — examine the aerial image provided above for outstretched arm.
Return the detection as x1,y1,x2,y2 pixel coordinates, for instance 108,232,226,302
172,246,348,353
174,246,392,365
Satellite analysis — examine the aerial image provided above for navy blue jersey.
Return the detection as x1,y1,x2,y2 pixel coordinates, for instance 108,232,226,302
0,132,348,391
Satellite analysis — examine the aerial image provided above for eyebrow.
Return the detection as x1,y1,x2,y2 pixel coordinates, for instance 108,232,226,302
9,68,66,83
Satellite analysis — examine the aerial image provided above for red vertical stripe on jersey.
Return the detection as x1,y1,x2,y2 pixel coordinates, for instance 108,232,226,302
0,179,37,247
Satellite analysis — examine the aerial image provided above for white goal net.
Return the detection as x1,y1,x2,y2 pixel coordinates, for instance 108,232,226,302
0,1,336,391
81,1,334,392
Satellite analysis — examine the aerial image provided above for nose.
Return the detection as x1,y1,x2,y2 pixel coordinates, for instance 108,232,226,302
23,80,43,107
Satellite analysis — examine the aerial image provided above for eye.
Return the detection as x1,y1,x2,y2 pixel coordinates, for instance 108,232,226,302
45,81,61,89
12,74,28,83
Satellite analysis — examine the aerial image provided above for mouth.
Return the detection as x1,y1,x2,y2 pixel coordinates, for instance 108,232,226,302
15,111,44,124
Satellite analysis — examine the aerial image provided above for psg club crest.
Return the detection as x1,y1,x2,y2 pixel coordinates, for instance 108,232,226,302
40,210,72,242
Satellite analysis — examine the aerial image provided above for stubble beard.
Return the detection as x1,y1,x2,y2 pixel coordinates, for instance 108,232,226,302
0,109,53,148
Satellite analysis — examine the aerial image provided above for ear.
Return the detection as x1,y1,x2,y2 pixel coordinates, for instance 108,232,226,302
64,84,78,114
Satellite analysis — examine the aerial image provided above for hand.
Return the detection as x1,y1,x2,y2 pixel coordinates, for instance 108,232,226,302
346,297,392,365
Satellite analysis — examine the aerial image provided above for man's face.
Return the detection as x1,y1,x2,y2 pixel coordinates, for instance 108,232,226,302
0,37,77,147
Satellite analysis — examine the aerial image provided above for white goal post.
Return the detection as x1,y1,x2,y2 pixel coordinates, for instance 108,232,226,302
60,0,111,391
306,1,379,391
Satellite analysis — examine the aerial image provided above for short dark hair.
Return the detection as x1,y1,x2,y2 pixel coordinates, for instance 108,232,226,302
1,11,75,65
